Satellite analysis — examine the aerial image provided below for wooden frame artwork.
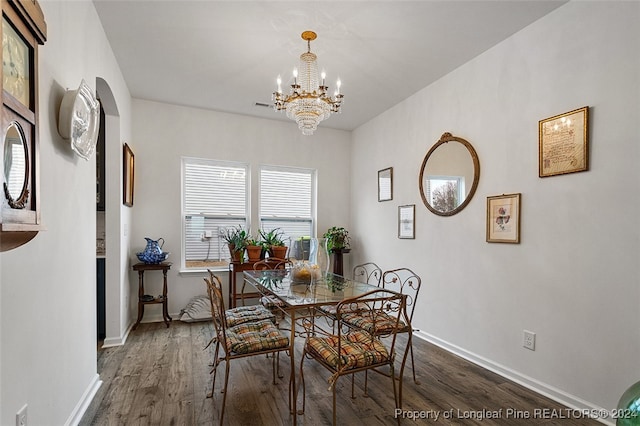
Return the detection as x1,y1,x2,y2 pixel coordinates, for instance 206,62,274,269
539,106,589,177
486,193,521,243
378,167,393,201
123,143,135,207
398,204,415,239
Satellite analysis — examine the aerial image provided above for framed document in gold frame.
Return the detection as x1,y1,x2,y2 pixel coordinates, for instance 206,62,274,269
123,143,134,207
538,106,588,177
486,193,520,244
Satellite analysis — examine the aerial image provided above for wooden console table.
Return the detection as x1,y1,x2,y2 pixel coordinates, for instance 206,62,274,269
132,262,172,329
228,260,261,308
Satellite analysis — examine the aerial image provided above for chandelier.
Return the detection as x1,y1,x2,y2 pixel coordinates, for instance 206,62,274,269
273,31,344,136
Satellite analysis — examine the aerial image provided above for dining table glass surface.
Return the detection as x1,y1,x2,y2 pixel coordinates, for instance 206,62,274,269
243,269,393,307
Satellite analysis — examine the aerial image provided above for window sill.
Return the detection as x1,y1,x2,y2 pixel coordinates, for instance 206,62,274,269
178,267,228,276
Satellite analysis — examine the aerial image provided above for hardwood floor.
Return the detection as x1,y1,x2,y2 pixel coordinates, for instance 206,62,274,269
80,320,599,425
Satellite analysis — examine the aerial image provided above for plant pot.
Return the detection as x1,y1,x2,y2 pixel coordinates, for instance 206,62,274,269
246,245,262,262
228,244,244,263
270,245,288,259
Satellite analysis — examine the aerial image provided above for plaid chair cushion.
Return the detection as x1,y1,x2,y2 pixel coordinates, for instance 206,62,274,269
260,295,286,309
341,311,407,335
226,305,275,327
225,319,289,354
306,330,389,370
318,302,365,316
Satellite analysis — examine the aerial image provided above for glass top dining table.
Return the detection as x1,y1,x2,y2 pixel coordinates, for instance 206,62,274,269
243,269,390,308
242,268,389,424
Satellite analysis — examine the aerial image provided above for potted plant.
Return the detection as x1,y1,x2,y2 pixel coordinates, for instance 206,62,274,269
245,237,262,262
221,225,248,262
323,226,351,275
323,226,351,253
259,228,288,259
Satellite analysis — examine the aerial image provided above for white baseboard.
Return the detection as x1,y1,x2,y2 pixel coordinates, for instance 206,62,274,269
65,374,102,426
102,321,134,348
414,331,614,426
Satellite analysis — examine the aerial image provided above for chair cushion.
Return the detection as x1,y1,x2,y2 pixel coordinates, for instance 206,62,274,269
225,319,289,354
318,302,365,317
225,305,275,327
306,330,389,371
341,311,407,335
260,295,286,309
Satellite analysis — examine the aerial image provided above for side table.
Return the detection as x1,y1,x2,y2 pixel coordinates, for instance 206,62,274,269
132,262,172,330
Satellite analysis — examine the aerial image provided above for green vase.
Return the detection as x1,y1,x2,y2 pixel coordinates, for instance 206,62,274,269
617,380,640,425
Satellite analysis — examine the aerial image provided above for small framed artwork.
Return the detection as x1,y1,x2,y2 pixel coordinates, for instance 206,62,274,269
398,204,415,239
539,106,589,177
378,167,393,201
123,143,135,207
486,193,521,243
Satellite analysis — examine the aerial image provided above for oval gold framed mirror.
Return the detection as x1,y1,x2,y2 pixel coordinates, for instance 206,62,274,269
3,121,29,209
419,132,480,216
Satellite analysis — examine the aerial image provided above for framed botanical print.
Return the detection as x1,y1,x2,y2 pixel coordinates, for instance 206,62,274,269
486,193,521,243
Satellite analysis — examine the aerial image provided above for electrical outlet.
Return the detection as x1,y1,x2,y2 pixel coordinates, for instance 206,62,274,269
16,404,27,426
523,330,536,351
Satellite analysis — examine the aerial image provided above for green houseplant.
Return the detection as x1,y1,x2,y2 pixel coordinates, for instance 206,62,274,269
323,226,351,253
221,225,248,262
259,228,288,258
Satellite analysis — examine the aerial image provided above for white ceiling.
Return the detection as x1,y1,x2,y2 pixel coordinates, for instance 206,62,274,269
92,0,567,132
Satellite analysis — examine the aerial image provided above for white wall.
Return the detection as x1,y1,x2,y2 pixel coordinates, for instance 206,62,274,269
131,100,352,319
351,1,639,415
0,1,132,424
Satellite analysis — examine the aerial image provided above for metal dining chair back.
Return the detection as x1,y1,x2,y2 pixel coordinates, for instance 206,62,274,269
353,262,382,286
382,268,421,323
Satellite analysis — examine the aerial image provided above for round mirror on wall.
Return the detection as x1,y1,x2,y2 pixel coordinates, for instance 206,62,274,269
3,121,29,209
419,132,480,216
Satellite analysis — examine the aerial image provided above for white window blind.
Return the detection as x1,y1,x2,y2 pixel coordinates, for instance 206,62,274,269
182,158,248,268
260,167,315,243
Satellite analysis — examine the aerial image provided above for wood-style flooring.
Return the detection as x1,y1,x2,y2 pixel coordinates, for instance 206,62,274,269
80,320,599,425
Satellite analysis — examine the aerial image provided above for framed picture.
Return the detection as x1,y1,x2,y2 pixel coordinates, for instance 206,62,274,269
398,204,415,239
378,167,393,201
123,143,135,207
539,106,589,177
486,193,521,243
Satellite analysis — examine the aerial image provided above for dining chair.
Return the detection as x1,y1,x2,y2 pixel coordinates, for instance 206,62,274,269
250,258,292,324
207,271,275,327
317,261,383,325
298,289,406,425
204,276,291,426
341,267,421,405
353,262,383,286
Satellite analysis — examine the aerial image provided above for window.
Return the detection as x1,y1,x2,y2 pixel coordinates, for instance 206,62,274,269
182,158,248,269
260,166,316,245
425,175,465,213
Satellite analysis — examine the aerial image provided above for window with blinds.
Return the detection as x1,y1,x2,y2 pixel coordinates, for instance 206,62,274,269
260,166,315,245
182,158,248,269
